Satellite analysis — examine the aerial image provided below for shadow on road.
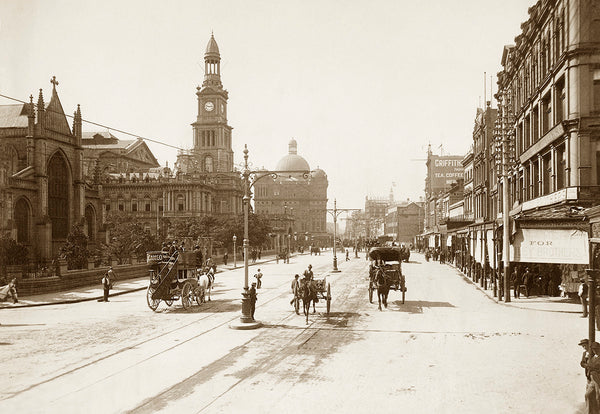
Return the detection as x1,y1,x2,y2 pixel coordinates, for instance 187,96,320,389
390,300,455,314
161,299,240,314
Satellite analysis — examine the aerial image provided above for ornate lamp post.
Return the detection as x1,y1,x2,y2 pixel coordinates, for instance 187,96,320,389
230,145,310,329
232,234,237,268
327,199,360,272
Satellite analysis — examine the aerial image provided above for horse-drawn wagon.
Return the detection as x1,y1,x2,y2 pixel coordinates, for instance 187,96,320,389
293,273,331,323
368,247,406,309
145,250,203,311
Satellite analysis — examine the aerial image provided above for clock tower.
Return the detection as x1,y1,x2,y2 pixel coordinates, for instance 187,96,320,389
192,34,233,173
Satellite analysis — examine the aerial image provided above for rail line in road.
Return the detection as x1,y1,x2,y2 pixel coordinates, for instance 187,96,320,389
3,258,338,407
127,259,367,413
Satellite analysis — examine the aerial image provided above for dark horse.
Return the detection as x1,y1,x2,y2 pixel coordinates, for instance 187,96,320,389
299,279,317,324
374,267,390,311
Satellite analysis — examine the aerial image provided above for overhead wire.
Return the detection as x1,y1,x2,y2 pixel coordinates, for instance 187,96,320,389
0,92,184,151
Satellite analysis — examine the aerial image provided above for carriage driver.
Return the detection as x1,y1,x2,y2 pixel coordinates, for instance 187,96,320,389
303,264,314,281
302,265,318,302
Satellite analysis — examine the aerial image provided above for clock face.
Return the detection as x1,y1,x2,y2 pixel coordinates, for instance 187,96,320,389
204,101,214,112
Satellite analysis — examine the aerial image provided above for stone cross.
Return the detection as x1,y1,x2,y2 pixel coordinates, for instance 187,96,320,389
50,76,59,88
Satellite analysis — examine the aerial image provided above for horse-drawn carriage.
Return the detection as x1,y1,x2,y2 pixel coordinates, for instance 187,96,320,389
145,250,203,311
293,274,331,323
368,247,406,310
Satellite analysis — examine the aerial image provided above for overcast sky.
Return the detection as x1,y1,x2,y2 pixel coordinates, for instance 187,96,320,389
0,0,530,210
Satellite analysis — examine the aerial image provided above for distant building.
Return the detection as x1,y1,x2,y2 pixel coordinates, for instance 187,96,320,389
384,200,424,245
253,139,328,250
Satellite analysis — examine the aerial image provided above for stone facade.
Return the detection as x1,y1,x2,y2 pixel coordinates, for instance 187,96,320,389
96,34,243,236
253,139,328,249
0,79,104,260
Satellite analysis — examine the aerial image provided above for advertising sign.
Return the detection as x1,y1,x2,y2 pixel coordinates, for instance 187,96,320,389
510,228,589,264
427,155,464,194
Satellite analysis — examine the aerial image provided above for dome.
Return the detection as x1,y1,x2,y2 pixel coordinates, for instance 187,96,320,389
312,168,327,179
275,139,310,171
205,34,220,57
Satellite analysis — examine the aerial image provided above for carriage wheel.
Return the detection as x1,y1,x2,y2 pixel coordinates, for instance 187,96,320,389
165,299,173,307
146,285,160,311
368,284,373,303
181,282,194,309
326,283,331,315
194,287,203,306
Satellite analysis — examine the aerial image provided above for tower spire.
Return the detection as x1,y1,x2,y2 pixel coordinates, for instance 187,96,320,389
203,33,222,88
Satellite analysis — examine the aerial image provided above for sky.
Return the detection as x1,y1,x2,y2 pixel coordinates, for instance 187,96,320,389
0,0,531,211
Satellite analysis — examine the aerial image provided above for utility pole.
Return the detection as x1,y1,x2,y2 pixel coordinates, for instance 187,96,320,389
327,199,360,272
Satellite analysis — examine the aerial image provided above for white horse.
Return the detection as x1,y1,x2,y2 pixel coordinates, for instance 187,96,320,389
197,269,215,303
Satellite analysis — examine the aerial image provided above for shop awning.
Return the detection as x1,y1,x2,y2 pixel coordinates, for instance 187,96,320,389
510,228,589,264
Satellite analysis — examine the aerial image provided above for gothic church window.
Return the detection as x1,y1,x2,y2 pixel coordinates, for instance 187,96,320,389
15,198,30,244
48,154,69,239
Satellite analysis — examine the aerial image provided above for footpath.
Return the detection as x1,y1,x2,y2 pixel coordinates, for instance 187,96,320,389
0,253,290,310
423,252,583,315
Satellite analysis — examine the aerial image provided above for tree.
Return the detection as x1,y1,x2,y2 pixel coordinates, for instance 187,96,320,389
103,212,161,263
0,233,29,266
59,225,90,270
214,213,272,250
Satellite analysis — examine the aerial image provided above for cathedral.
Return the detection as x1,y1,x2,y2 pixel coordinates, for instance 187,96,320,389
0,34,242,262
0,78,104,259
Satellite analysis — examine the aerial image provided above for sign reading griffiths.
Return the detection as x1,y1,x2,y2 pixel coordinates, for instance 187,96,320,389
426,155,464,194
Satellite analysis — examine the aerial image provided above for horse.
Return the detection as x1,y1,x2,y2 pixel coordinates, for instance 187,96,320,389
299,279,317,324
374,267,390,311
197,269,215,303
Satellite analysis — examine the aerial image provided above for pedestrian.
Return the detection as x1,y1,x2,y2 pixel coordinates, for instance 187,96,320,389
345,249,349,261
523,267,533,298
511,267,522,299
290,274,300,306
581,339,600,413
254,268,263,289
107,266,117,287
249,282,257,320
258,249,262,260
98,271,111,302
223,252,228,266
581,279,590,318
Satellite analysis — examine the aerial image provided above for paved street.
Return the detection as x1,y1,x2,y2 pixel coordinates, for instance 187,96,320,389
0,251,588,413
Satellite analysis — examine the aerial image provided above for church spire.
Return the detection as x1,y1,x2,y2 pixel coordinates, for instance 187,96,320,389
203,34,222,88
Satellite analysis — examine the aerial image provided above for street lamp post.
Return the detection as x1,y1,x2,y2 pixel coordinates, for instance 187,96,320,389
233,234,237,268
230,145,311,330
494,87,516,303
327,199,360,272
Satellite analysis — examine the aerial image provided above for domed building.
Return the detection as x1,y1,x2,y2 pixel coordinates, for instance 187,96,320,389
254,139,328,252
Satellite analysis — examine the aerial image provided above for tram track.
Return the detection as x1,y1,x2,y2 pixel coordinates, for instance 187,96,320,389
4,261,334,404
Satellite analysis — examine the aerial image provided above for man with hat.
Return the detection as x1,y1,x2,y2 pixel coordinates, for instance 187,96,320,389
580,339,600,412
249,282,257,321
290,274,300,306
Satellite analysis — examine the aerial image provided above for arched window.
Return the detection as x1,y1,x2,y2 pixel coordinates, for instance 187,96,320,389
85,205,96,241
48,154,69,239
205,156,214,172
14,198,30,244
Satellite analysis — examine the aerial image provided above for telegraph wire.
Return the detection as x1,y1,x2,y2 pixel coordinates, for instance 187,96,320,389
0,92,184,151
